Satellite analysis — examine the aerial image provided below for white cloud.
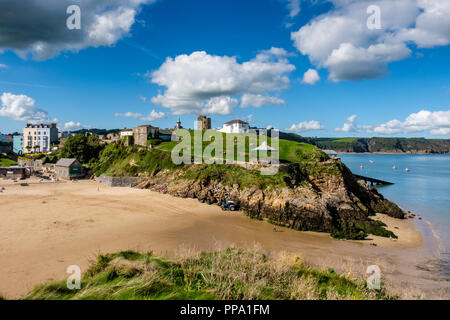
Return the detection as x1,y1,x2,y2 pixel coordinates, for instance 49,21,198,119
150,48,295,115
245,114,254,123
0,0,155,60
301,69,320,85
241,94,286,108
335,114,358,132
114,110,165,121
366,110,450,136
0,92,50,122
140,110,165,121
114,112,142,118
287,0,301,18
287,120,324,132
291,0,450,81
0,64,7,69
87,7,137,47
396,1,450,48
430,127,450,136
60,121,90,131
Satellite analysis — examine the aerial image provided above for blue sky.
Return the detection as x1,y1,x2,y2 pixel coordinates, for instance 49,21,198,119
0,0,449,137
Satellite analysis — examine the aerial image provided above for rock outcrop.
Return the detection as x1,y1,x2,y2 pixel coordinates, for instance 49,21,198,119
135,160,405,240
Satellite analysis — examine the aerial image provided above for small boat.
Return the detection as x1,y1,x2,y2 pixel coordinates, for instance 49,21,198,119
405,168,410,172
392,165,397,170
369,160,374,164
360,165,364,170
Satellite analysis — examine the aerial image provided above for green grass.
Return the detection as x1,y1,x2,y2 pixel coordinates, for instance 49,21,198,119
0,158,17,167
23,248,392,300
156,130,328,164
93,143,181,177
182,164,287,190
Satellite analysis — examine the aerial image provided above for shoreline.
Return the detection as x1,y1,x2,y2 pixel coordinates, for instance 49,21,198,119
0,178,448,299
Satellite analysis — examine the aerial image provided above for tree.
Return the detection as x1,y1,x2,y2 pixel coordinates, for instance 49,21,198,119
59,134,104,164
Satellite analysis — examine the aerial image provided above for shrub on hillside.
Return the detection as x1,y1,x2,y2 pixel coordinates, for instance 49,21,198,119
59,134,104,164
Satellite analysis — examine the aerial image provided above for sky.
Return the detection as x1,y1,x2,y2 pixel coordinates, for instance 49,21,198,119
0,0,449,138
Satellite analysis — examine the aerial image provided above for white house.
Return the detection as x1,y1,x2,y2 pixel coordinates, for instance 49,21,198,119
120,129,133,138
219,120,250,134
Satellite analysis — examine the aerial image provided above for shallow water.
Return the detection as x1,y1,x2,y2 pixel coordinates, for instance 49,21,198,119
340,154,450,278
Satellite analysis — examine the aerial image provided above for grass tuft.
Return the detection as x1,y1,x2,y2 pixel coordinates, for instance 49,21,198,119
23,247,394,300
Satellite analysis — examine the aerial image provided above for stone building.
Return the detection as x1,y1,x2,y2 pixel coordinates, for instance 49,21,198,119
133,125,159,147
0,166,28,180
55,158,84,180
196,115,211,130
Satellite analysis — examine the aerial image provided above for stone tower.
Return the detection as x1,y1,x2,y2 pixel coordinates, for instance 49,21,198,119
196,115,211,130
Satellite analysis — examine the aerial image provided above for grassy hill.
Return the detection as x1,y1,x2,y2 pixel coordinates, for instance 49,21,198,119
24,248,391,300
0,156,17,167
91,132,332,179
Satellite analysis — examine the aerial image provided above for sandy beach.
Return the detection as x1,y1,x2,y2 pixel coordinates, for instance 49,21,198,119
0,178,448,299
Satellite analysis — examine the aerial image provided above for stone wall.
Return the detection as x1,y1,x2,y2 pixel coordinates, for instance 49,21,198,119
17,158,55,171
96,174,140,187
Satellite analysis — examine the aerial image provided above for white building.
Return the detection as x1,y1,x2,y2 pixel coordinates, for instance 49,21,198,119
23,123,58,153
120,129,133,138
218,120,250,134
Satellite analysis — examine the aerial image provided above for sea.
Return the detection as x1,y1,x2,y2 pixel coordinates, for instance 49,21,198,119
340,154,450,278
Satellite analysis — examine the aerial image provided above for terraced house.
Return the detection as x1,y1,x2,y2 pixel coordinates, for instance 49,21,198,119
23,123,58,154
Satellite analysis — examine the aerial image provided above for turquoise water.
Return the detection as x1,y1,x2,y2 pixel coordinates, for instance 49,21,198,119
340,154,450,275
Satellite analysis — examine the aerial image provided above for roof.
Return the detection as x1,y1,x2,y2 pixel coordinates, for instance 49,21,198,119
0,165,26,170
136,125,158,128
224,120,249,126
56,158,80,167
159,129,173,135
251,141,277,151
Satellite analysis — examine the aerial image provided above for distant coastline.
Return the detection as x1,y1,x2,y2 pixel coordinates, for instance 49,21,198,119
279,133,450,155
338,151,450,155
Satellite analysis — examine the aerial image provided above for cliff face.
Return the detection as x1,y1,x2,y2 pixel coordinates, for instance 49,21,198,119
135,160,405,240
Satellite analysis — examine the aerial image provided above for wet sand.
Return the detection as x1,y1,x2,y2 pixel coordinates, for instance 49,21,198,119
0,178,448,299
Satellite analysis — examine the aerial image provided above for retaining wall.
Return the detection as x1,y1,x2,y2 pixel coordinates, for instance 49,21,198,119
96,174,140,187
